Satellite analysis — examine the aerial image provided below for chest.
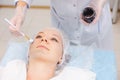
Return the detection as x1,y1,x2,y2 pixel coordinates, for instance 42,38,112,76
51,0,91,16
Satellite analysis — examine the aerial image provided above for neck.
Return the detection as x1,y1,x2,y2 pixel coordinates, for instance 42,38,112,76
27,59,56,80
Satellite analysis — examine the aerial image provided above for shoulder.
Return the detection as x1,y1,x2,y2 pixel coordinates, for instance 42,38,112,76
0,60,26,80
0,60,25,71
5,60,26,68
51,66,96,80
4,60,26,73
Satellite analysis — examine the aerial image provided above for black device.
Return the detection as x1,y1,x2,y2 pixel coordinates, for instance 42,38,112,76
82,7,96,23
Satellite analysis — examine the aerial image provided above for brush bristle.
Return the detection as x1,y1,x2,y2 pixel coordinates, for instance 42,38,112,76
29,39,33,43
24,35,30,40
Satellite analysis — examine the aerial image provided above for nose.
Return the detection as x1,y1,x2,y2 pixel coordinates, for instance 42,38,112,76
41,38,48,43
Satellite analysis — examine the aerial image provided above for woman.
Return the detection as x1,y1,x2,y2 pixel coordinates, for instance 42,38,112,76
0,28,96,80
10,0,113,50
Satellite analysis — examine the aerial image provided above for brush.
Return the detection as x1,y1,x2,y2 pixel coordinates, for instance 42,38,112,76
4,18,33,43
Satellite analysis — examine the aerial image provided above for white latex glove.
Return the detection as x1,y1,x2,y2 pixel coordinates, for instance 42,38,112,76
81,0,107,25
9,5,27,36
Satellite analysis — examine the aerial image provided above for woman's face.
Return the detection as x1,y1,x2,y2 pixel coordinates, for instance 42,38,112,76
29,28,63,64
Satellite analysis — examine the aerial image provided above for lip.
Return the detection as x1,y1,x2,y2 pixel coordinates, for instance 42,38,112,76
36,45,49,51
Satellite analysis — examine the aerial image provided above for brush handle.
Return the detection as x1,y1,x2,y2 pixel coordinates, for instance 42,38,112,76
4,18,25,36
4,18,17,29
4,18,32,41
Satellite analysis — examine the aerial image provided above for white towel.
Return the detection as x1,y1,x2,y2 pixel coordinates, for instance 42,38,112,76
0,60,96,80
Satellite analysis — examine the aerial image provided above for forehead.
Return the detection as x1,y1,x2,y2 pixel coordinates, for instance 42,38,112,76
37,28,62,39
39,29,60,34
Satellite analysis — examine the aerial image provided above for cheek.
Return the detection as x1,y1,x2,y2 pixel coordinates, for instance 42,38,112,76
29,41,38,52
30,42,36,49
30,40,39,48
29,44,35,54
51,44,63,57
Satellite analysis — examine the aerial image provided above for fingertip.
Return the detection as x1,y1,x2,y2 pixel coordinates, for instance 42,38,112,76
80,19,90,26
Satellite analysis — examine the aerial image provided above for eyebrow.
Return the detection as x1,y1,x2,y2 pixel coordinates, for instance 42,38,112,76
37,32,61,40
52,34,61,41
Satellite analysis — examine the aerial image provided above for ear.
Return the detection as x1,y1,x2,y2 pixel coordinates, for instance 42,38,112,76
57,58,62,64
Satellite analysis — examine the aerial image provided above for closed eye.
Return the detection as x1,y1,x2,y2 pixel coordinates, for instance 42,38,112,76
36,35,42,39
51,38,59,42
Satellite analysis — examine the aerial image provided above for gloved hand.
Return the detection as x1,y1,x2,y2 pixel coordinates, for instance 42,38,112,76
81,0,107,25
9,1,27,36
